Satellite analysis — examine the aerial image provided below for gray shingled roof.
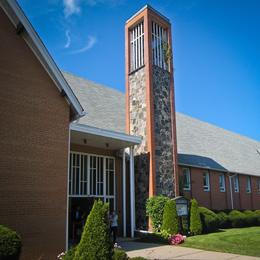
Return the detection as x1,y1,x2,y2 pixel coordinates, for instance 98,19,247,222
64,72,125,133
64,72,260,177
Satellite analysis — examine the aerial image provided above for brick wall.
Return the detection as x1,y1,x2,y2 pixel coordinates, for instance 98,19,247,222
0,9,70,259
179,166,260,211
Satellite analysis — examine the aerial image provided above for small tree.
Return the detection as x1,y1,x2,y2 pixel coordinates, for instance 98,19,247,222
162,200,179,235
74,200,113,260
190,199,202,235
146,195,170,232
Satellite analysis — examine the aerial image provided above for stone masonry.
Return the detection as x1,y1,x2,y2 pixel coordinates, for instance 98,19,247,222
153,65,175,197
129,67,149,229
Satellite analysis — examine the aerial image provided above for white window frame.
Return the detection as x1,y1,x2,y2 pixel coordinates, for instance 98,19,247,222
246,176,251,193
203,171,210,191
130,21,144,72
234,175,239,193
219,174,226,192
69,152,116,210
152,21,168,70
182,168,191,191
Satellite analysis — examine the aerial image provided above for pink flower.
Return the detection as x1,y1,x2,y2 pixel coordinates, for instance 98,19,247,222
169,234,184,245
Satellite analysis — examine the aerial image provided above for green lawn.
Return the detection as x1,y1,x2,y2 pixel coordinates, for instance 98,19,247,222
181,227,260,257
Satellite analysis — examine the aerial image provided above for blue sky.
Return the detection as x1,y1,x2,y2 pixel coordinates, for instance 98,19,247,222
18,0,260,141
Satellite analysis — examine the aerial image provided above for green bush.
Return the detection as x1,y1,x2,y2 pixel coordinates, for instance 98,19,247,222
254,210,260,225
130,257,147,260
146,196,170,232
162,200,179,235
62,246,77,260
190,199,202,235
0,225,22,260
199,207,219,233
113,248,128,260
228,210,246,228
74,200,113,260
217,212,230,228
243,210,259,227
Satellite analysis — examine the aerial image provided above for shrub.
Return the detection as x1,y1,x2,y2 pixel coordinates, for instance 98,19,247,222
217,211,230,228
62,247,77,260
113,248,128,260
243,210,258,226
199,207,219,233
130,257,147,260
0,225,22,260
254,210,260,225
161,200,179,235
74,200,113,260
189,199,202,235
146,196,170,232
228,210,246,228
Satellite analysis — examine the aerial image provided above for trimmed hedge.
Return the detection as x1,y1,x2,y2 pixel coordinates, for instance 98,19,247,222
0,225,22,260
62,246,76,260
217,211,230,229
190,199,202,235
199,207,219,233
162,200,179,235
146,196,170,232
228,210,246,228
74,200,113,260
113,249,128,260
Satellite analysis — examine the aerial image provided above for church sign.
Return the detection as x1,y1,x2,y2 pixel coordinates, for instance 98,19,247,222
173,196,189,217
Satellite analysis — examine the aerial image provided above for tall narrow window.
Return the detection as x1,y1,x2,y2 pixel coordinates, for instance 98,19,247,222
152,21,168,70
219,174,226,192
258,178,260,193
234,175,239,193
182,168,191,191
203,171,210,191
130,21,144,72
246,176,251,193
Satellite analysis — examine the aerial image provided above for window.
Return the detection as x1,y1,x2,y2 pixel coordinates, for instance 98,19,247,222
219,174,226,192
152,21,168,70
69,152,115,207
246,176,251,193
203,171,210,191
258,178,260,193
234,175,239,193
130,21,144,72
182,168,191,191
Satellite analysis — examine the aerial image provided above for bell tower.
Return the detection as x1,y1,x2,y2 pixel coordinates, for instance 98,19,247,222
125,5,179,228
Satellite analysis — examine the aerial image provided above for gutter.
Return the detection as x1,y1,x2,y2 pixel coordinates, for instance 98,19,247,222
228,172,238,210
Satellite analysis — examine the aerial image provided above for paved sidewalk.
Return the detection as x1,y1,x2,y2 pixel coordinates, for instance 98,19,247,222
120,241,260,260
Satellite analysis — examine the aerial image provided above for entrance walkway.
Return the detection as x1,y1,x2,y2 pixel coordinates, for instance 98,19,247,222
119,241,260,260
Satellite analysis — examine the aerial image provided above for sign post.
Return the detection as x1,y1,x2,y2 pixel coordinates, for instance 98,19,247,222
172,196,189,233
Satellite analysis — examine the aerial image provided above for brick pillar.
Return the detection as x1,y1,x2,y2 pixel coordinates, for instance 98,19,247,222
125,5,178,229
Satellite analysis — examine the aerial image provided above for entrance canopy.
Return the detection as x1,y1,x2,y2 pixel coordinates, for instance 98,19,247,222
70,123,141,150
69,122,140,240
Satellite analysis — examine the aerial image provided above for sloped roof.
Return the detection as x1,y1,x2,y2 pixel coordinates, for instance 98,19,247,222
64,72,260,177
176,113,260,176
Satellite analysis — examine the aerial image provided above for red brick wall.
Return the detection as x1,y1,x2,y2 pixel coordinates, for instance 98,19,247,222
210,171,228,210
252,176,260,209
0,9,70,259
179,166,260,211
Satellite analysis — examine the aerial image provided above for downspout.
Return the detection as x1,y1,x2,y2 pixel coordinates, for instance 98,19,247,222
228,172,237,210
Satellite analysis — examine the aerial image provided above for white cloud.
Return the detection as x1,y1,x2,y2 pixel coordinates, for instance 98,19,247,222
63,0,80,18
70,36,97,54
64,30,71,48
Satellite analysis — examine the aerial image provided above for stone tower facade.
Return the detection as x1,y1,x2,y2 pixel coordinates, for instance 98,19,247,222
125,5,179,228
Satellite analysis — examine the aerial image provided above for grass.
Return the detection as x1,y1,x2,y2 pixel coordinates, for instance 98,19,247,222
181,227,260,257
